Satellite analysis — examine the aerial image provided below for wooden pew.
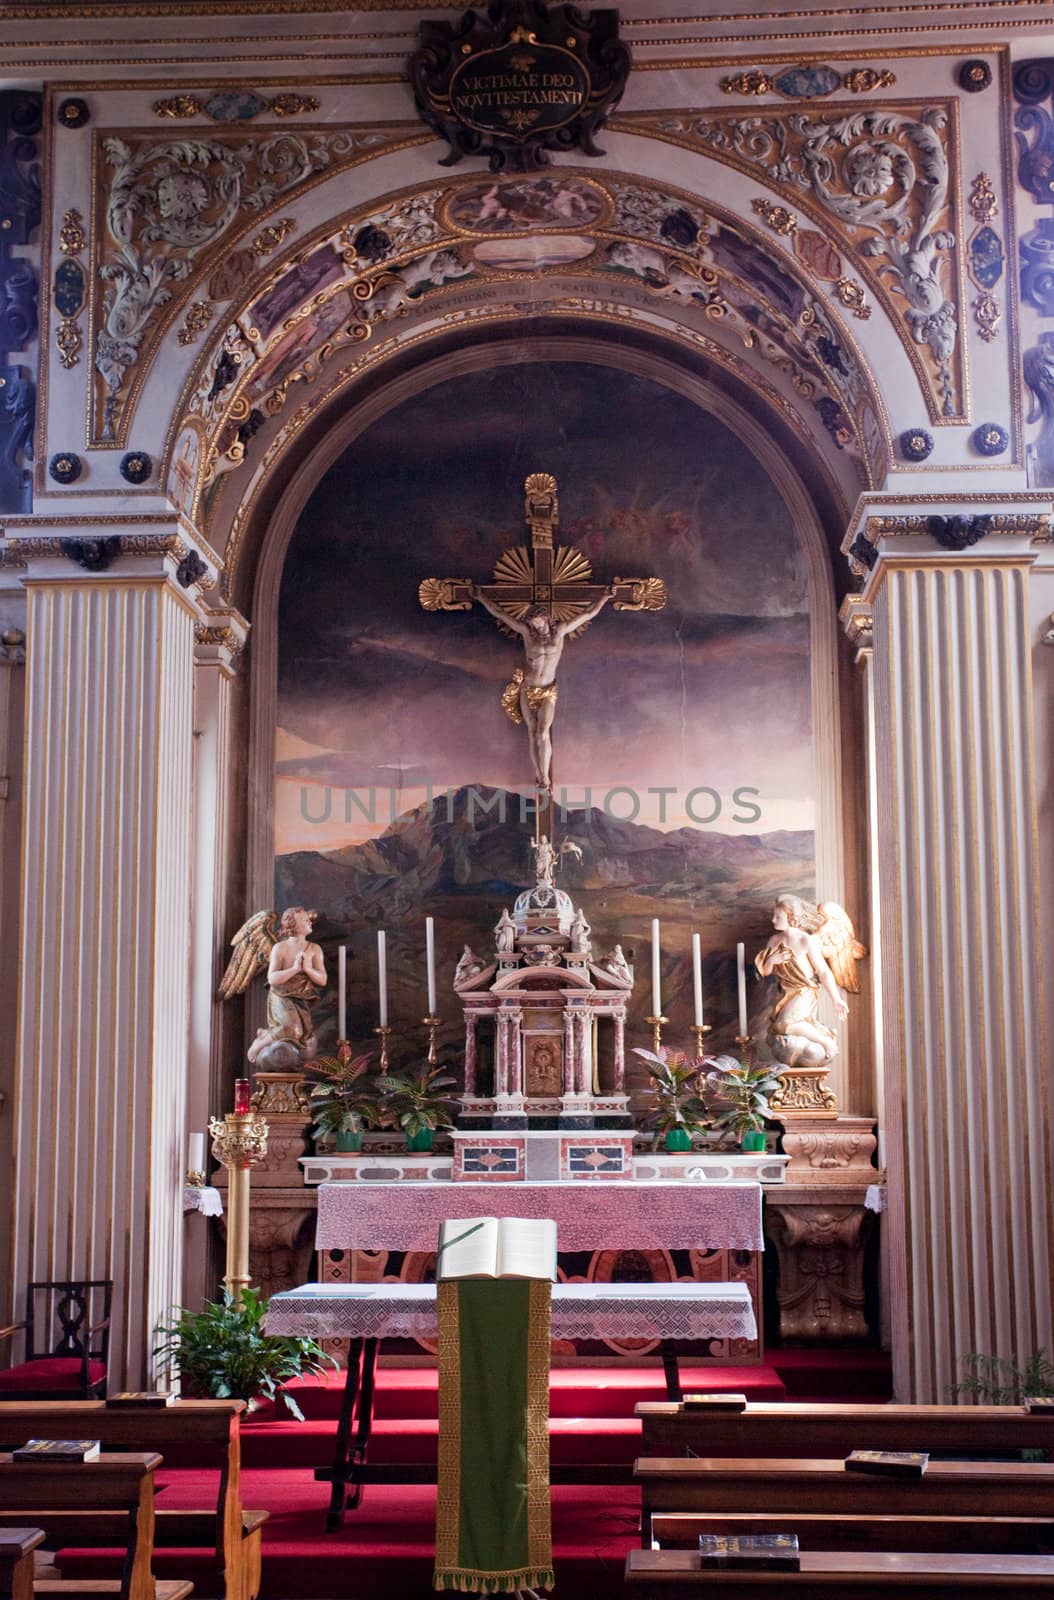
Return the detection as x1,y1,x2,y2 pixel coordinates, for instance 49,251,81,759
650,1512,1054,1557
635,1401,1054,1462
0,1531,44,1600
634,1456,1054,1546
0,1402,264,1600
0,1452,191,1600
626,1546,1054,1597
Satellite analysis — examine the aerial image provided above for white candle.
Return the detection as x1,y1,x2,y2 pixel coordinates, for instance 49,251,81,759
188,1132,205,1177
425,916,437,1015
377,930,388,1028
338,945,347,1039
651,918,662,1016
736,941,748,1038
692,933,704,1028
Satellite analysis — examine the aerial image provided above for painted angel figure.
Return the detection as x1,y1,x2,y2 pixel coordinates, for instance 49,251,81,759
219,906,327,1068
754,894,866,1069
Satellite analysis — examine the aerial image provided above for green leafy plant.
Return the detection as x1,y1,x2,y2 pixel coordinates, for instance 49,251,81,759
703,1054,783,1140
952,1349,1054,1406
634,1047,711,1147
154,1287,336,1420
380,1062,459,1140
306,1046,387,1141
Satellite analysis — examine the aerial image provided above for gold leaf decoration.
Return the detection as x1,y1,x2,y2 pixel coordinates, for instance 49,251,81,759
271,93,321,117
612,576,668,612
251,217,296,256
551,545,593,587
58,208,86,255
969,172,998,225
835,277,872,319
493,545,534,586
721,70,773,96
973,291,1000,342
844,68,896,93
153,95,203,119
177,300,214,346
56,319,82,368
752,197,797,236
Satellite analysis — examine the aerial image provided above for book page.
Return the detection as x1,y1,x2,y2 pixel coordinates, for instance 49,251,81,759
496,1217,557,1281
437,1217,499,1280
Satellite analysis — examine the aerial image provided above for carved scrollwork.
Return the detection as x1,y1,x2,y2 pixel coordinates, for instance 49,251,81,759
93,129,362,442
638,104,960,417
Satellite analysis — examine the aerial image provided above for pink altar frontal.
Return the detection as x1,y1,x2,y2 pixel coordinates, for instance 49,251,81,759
314,1178,764,1254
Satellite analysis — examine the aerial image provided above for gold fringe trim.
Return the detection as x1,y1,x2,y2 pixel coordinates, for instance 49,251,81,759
433,1568,555,1592
435,1281,462,1573
525,1280,553,1577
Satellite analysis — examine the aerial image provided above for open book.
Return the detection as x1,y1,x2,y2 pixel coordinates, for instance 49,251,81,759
437,1216,557,1281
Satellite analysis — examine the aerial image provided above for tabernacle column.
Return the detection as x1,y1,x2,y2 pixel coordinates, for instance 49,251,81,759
8,537,206,1386
849,513,1053,1402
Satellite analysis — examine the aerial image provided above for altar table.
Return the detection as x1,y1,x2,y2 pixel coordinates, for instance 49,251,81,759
314,1178,764,1254
266,1281,757,1528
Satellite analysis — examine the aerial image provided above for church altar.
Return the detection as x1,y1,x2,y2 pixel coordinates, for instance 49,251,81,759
314,1178,763,1254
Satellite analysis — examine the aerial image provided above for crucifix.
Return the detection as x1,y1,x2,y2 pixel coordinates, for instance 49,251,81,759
419,472,666,818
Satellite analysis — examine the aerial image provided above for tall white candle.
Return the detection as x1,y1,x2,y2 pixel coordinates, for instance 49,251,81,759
338,945,347,1039
692,933,704,1028
425,916,437,1015
736,941,748,1038
188,1132,205,1177
651,918,662,1016
377,929,388,1028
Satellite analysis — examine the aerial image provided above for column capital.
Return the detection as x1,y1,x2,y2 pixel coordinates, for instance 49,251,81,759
843,508,1052,595
0,514,222,603
194,604,249,673
838,594,873,658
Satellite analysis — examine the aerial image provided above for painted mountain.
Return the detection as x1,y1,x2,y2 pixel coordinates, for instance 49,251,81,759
276,785,813,1096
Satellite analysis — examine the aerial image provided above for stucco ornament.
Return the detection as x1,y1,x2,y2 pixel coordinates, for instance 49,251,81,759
660,105,959,415
1024,331,1054,488
95,132,358,439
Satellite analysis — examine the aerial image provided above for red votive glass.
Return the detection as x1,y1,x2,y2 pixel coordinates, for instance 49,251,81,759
234,1078,251,1115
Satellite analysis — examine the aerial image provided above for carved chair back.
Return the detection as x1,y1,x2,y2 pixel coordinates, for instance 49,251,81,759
26,1279,112,1363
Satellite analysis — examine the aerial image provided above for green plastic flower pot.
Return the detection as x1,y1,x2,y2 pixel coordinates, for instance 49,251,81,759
407,1128,434,1152
741,1129,766,1152
335,1129,363,1153
665,1128,693,1152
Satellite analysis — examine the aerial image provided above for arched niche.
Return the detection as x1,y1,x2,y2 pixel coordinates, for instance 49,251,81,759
233,329,870,1108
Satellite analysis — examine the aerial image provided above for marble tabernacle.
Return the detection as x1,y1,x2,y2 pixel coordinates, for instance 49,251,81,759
448,847,638,1178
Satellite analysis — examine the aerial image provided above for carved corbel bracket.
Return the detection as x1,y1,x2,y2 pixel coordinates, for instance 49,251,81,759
765,1192,876,1342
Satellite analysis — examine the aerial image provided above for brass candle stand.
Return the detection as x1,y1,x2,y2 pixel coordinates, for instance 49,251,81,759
689,1023,712,1058
644,1014,669,1054
422,1014,440,1065
208,1107,269,1304
374,1024,392,1071
734,1033,754,1064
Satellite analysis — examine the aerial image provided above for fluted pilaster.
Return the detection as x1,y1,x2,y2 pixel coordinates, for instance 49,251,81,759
10,549,201,1385
855,521,1052,1400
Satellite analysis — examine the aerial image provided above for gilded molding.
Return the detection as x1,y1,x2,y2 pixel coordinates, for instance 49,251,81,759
177,301,214,346
56,320,82,368
251,218,296,256
968,171,998,226
720,63,895,98
973,290,1001,342
153,90,320,121
58,208,86,255
194,621,245,659
864,512,1049,539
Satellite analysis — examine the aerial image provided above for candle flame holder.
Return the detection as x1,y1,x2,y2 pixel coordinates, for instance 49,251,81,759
734,1033,754,1066
689,1022,712,1059
644,1014,669,1054
422,1014,440,1065
208,1108,269,1303
374,1024,392,1071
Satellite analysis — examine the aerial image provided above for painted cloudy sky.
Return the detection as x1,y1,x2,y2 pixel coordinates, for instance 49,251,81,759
275,361,814,854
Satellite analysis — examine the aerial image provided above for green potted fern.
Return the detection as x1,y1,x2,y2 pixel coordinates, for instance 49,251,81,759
154,1288,335,1419
704,1054,782,1152
634,1047,711,1151
380,1062,459,1151
307,1045,386,1152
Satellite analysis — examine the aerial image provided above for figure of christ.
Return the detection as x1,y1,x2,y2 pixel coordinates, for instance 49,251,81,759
472,586,616,793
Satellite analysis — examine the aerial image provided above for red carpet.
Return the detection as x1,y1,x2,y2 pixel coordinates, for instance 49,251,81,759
56,1354,890,1598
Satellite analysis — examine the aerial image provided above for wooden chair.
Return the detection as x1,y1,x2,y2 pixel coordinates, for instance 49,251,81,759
0,1452,192,1600
0,1530,43,1600
0,1282,112,1401
634,1400,1054,1463
626,1546,1054,1596
0,1401,264,1600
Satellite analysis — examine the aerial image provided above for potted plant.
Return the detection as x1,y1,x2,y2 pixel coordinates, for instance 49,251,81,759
634,1047,711,1151
154,1287,336,1419
380,1062,459,1151
704,1054,782,1152
306,1045,386,1152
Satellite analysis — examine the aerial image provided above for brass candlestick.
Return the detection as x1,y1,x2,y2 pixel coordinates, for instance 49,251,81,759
208,1108,269,1304
374,1024,392,1071
422,1014,440,1065
689,1023,712,1058
734,1033,754,1065
644,1014,669,1053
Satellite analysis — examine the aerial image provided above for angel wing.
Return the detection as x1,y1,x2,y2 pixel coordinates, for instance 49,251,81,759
218,909,280,1000
816,901,867,994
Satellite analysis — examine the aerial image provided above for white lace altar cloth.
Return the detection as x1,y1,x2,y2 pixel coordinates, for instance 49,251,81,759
315,1179,763,1254
264,1281,757,1344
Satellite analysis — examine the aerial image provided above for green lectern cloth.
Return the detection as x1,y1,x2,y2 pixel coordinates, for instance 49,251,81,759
434,1278,553,1593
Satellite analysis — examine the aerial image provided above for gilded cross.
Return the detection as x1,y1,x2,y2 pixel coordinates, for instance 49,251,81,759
420,471,666,800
